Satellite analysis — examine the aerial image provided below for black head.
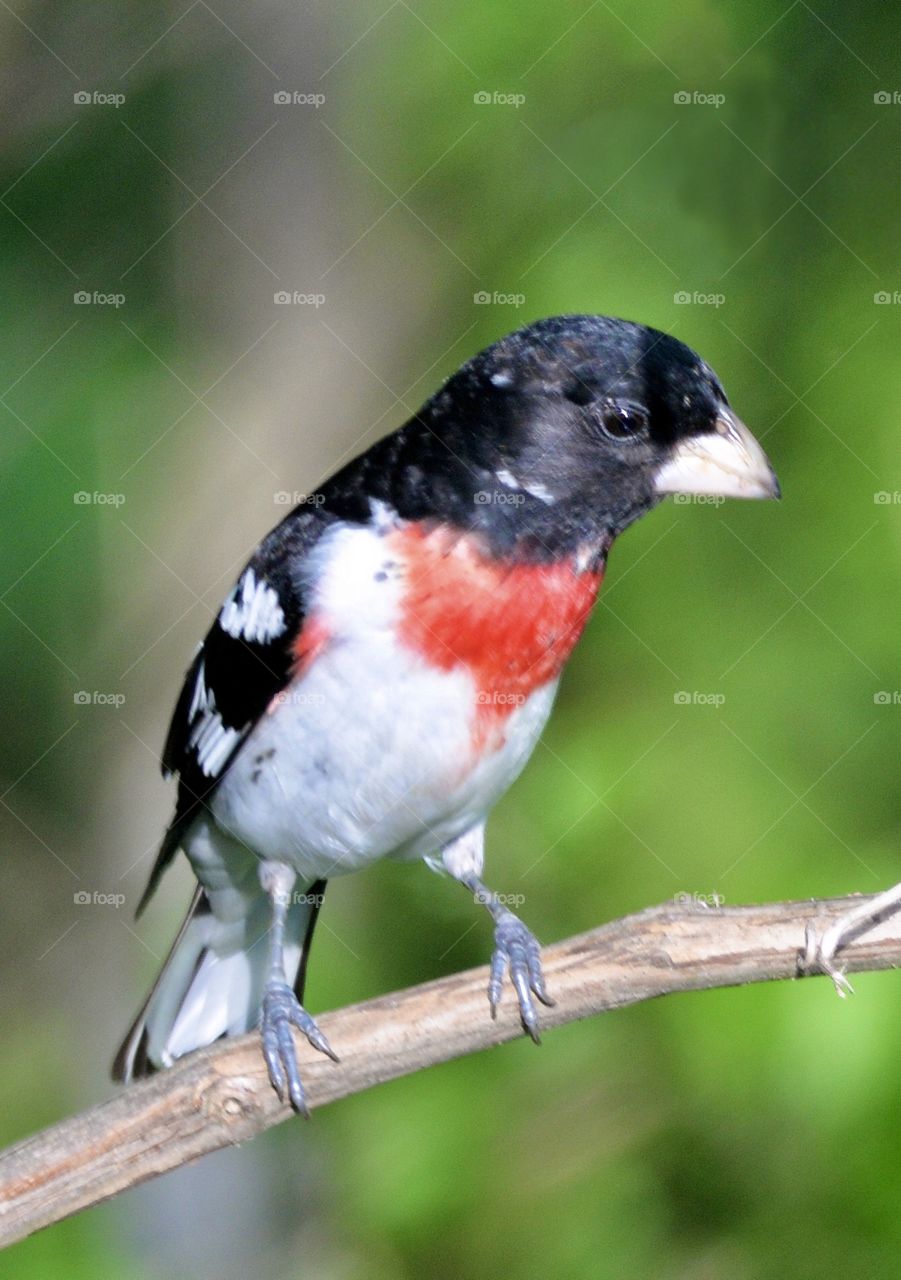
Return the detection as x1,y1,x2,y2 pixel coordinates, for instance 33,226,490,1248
324,315,779,561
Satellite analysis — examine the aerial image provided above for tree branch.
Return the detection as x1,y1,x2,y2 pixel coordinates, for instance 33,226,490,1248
3,892,901,1247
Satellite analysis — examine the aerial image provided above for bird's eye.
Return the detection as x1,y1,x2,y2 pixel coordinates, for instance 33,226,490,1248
596,402,649,441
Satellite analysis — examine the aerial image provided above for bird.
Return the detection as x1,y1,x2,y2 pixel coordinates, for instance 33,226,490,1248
114,313,780,1113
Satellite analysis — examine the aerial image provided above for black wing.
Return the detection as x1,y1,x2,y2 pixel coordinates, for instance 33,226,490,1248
136,506,331,915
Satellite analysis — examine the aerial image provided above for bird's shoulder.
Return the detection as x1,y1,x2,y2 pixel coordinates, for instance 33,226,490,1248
162,502,333,799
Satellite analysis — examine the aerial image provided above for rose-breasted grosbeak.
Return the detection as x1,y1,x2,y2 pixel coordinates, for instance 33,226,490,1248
114,314,779,1112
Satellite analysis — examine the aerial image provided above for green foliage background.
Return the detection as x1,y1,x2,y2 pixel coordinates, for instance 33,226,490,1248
2,3,901,1276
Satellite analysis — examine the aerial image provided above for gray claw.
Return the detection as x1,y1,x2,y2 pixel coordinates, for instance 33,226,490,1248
260,982,338,1115
488,910,553,1043
799,920,854,997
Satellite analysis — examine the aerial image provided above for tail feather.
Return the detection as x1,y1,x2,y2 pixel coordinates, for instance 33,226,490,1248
113,880,326,1083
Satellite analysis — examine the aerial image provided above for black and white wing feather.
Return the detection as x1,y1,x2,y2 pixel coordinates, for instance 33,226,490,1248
137,510,329,913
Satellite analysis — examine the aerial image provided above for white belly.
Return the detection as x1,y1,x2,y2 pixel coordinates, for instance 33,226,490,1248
209,631,557,881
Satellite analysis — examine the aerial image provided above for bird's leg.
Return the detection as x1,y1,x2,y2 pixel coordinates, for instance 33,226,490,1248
258,860,337,1115
800,882,901,997
461,873,555,1043
440,824,552,1042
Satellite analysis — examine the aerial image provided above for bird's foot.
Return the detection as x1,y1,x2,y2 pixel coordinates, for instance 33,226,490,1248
799,919,854,997
488,909,554,1043
799,884,901,997
260,981,338,1115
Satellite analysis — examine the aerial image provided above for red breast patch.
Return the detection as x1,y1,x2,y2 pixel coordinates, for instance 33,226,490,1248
291,616,330,676
390,524,603,750
268,616,330,712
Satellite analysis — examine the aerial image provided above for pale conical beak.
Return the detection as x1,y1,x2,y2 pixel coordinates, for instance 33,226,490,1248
653,410,780,500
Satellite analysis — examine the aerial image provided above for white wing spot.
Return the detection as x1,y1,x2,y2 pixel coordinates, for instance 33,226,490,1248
188,659,209,723
189,700,245,778
219,569,286,643
368,497,398,532
186,664,246,778
523,481,554,505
